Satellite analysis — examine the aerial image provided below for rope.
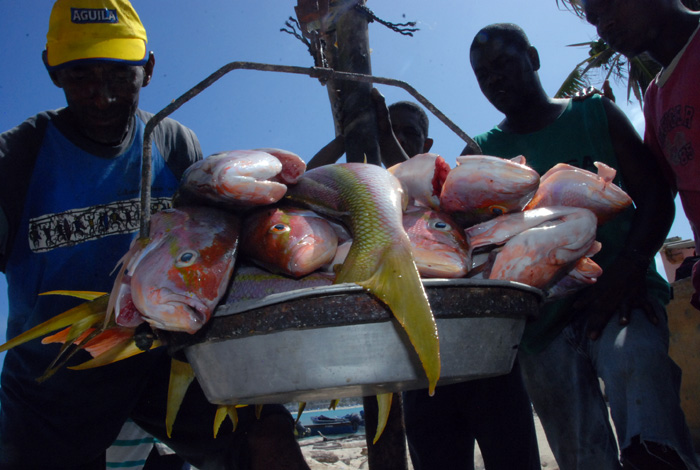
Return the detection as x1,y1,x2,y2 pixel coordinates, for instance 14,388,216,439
354,4,419,36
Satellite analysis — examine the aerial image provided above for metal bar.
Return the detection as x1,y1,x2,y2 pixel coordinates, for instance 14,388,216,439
140,61,480,238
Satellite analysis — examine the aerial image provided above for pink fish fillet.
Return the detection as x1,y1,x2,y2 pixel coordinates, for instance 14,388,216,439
387,153,451,211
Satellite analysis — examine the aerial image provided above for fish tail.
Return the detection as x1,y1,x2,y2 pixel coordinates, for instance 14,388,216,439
295,402,307,425
373,393,393,444
353,244,441,394
214,405,240,437
166,359,196,438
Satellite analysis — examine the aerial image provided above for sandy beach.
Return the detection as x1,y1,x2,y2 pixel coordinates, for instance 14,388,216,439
298,412,559,469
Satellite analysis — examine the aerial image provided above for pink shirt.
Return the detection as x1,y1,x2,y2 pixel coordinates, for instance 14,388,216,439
644,24,700,244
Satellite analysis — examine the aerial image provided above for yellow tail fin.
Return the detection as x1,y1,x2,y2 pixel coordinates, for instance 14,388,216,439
354,246,441,395
166,359,196,438
373,393,393,444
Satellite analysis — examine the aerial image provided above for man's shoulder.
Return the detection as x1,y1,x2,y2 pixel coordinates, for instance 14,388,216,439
135,109,202,178
473,126,503,146
2,109,61,139
135,109,196,134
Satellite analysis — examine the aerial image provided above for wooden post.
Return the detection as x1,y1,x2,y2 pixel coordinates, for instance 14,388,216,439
334,1,381,165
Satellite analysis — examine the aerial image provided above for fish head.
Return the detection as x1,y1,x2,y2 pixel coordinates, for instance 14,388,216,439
129,207,240,333
546,256,603,300
403,206,470,278
525,165,633,224
440,155,540,226
240,206,339,278
488,207,598,289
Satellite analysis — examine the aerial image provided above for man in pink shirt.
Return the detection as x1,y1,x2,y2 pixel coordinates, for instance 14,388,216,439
583,0,700,308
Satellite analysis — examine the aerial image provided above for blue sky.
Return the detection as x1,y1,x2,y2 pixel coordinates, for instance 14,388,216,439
0,0,694,367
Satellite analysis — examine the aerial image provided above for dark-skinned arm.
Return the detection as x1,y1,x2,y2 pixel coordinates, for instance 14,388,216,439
371,88,411,167
307,88,410,170
573,97,675,339
306,135,346,170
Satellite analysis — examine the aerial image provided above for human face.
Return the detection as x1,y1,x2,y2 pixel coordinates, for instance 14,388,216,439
470,37,539,116
52,59,151,145
583,0,659,58
390,107,427,158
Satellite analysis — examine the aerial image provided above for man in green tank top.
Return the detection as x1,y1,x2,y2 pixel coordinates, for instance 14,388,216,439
464,23,699,470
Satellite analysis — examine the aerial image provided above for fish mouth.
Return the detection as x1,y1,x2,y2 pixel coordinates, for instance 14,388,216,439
144,290,211,334
287,236,338,276
414,252,470,278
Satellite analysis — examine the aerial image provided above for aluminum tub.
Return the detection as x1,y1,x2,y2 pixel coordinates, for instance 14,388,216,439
167,278,542,405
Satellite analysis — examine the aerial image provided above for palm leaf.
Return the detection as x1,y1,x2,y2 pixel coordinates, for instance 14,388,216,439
554,67,587,98
555,0,585,17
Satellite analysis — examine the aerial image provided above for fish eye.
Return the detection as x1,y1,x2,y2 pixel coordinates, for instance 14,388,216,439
176,250,198,267
430,220,452,231
269,223,291,234
489,205,506,216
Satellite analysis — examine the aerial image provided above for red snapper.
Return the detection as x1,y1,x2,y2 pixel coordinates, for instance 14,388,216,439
111,206,241,334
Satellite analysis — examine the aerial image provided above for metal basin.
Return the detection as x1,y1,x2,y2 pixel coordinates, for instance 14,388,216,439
168,279,542,405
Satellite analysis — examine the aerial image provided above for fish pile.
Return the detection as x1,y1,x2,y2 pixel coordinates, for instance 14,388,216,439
0,148,633,441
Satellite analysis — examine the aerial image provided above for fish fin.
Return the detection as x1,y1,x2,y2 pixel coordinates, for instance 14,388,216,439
37,326,107,383
0,295,109,353
39,290,107,301
214,405,240,437
68,337,159,370
38,311,110,378
41,312,105,349
255,404,264,420
165,359,196,438
351,247,441,394
329,399,340,410
296,402,306,425
372,393,393,444
106,239,147,329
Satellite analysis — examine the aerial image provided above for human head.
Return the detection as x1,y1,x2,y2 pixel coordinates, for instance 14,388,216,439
388,101,433,157
43,0,154,145
469,23,543,116
581,0,666,59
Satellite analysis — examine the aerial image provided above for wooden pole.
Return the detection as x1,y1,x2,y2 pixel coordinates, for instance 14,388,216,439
334,1,381,165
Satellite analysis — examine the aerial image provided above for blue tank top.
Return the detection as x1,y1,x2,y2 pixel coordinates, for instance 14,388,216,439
5,116,178,339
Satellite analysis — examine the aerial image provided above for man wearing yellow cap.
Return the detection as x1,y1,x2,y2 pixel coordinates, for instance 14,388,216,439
0,1,310,469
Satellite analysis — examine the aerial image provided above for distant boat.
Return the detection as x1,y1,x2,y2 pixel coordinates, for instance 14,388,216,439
302,412,364,437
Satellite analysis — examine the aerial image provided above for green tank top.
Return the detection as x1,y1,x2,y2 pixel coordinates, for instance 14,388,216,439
474,95,670,353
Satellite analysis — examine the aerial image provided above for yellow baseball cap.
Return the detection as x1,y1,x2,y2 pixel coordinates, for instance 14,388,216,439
45,0,148,70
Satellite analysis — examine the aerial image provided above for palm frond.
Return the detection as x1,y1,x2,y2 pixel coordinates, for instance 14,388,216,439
555,67,588,98
555,0,585,17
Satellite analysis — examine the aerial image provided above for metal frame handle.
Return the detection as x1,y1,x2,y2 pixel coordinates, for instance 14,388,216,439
140,61,480,238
